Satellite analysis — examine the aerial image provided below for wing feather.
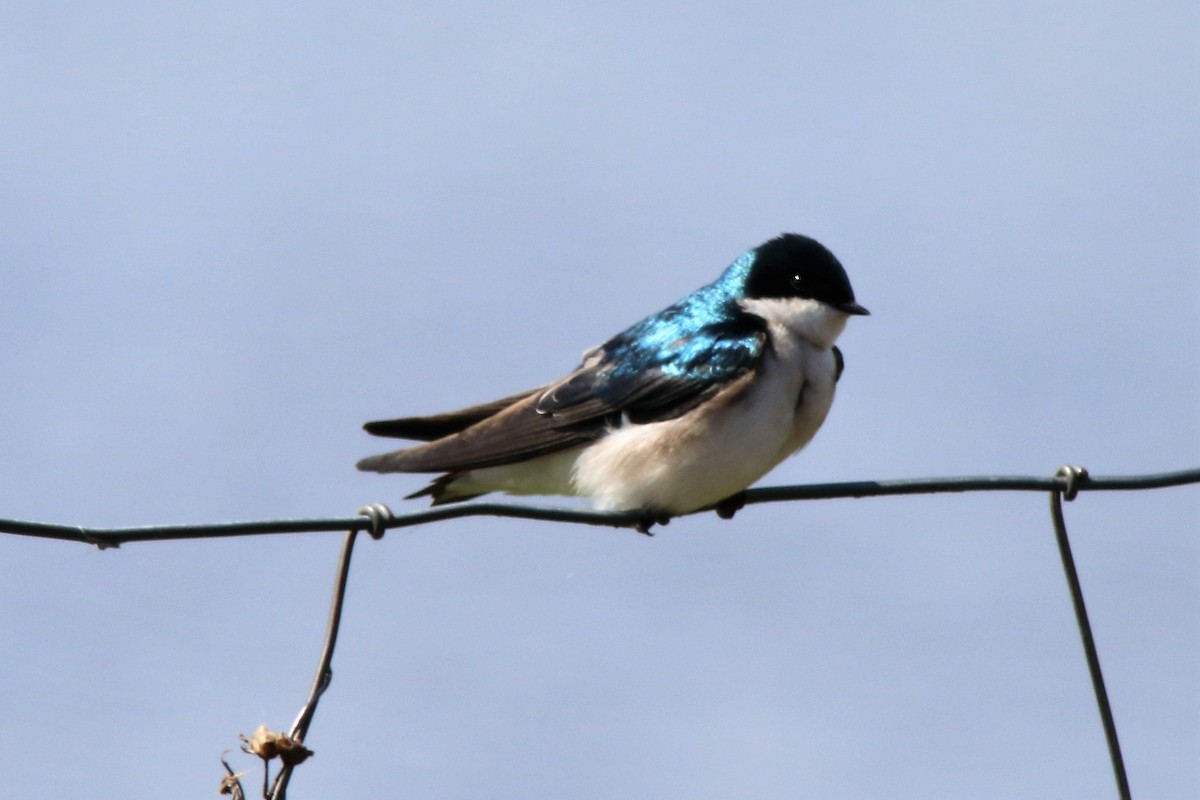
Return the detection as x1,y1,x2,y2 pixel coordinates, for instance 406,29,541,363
357,306,769,474
362,387,544,441
357,382,611,472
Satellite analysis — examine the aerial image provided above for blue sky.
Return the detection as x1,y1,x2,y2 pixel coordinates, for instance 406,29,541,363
2,3,1197,798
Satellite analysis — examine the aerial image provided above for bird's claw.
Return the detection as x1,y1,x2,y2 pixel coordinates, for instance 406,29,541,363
634,511,671,535
714,491,747,520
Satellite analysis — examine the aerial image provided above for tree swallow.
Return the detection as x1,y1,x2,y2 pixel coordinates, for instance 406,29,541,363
358,233,868,526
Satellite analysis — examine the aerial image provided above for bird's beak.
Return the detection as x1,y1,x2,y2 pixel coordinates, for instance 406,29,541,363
837,301,870,316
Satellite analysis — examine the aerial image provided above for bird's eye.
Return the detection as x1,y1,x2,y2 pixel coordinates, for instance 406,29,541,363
790,274,803,290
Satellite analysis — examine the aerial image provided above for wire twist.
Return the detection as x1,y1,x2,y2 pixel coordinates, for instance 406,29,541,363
356,503,394,540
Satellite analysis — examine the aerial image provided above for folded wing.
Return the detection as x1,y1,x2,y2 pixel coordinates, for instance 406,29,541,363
357,306,768,474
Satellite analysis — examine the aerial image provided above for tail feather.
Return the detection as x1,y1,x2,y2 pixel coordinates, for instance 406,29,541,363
404,472,488,505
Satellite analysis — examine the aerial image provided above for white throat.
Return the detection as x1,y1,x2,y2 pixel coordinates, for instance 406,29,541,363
739,297,849,349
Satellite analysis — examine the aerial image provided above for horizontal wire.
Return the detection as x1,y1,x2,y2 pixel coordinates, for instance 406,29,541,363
2,466,1197,548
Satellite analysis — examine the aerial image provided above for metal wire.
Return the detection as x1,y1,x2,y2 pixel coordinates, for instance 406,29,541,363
4,464,1197,800
269,527,360,800
2,466,1197,547
1051,467,1132,800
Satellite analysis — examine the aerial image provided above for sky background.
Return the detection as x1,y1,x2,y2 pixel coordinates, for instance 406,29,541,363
2,3,1197,798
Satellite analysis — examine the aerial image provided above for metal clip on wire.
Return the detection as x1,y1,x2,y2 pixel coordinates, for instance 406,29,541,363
355,503,394,540
1055,464,1089,501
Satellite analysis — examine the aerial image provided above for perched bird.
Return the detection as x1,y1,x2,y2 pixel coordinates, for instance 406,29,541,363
358,233,868,526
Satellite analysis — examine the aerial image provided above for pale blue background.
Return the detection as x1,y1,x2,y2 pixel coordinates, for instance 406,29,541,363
2,3,1197,798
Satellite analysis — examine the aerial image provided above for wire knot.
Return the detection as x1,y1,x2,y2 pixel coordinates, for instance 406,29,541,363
355,503,394,540
78,526,119,550
1055,465,1089,501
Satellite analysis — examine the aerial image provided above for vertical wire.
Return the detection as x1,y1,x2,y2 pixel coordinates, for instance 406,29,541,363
269,528,360,800
1049,490,1131,800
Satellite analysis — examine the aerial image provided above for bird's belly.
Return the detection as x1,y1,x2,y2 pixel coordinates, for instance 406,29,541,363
572,351,835,514
450,448,581,499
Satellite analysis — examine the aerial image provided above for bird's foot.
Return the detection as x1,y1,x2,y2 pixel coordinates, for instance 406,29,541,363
634,510,671,536
714,491,748,520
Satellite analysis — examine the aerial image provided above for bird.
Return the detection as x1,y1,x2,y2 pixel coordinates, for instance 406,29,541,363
358,233,868,529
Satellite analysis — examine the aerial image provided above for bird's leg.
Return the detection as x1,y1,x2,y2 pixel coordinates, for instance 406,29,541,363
714,491,748,520
634,509,672,535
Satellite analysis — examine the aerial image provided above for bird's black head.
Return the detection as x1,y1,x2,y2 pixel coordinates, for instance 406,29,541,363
742,233,869,315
